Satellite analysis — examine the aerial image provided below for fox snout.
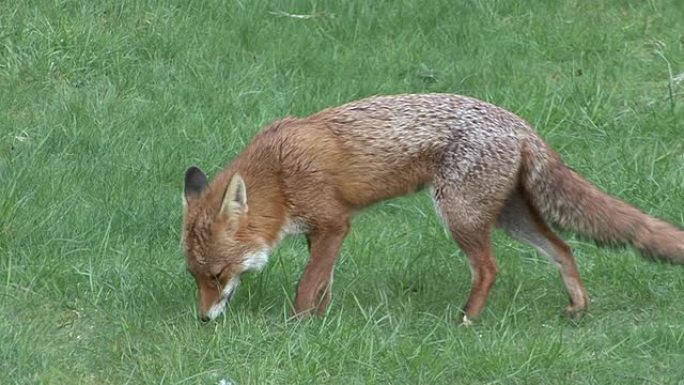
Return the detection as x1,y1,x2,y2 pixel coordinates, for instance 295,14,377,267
198,277,240,322
199,290,235,323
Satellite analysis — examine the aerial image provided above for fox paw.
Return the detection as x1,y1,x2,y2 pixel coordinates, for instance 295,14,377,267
460,315,474,327
563,304,587,321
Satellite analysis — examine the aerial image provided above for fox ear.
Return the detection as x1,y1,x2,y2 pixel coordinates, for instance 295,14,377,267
221,174,247,217
184,166,208,203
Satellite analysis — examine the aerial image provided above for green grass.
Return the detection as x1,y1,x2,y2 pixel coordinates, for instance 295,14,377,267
2,0,684,383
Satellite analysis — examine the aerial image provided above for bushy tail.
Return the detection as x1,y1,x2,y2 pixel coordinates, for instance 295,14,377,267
520,136,684,264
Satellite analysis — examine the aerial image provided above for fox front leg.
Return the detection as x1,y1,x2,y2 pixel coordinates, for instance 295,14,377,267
294,221,349,318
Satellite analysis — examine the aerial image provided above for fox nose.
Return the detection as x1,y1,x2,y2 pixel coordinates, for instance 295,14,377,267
199,314,210,323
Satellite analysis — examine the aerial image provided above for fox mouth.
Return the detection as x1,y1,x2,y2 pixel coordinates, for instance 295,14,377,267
204,278,240,321
223,284,237,303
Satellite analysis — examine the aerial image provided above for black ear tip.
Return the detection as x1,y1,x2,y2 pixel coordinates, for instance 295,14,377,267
185,165,202,177
184,166,208,198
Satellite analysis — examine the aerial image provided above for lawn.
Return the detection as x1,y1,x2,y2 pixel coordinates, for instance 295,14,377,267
1,0,684,384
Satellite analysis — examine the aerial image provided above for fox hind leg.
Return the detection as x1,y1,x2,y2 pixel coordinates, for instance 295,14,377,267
432,183,509,323
497,188,589,316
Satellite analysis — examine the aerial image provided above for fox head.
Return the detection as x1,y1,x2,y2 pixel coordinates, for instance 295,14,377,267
182,166,269,322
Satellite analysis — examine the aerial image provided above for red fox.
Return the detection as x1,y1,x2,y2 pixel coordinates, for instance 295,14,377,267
182,93,684,323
